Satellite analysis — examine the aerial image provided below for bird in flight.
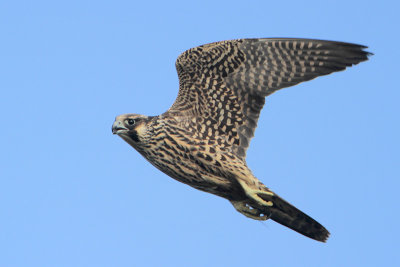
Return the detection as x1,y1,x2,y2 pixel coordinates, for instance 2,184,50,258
112,38,370,242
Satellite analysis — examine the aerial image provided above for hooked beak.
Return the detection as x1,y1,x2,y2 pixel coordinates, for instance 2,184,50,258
112,120,128,135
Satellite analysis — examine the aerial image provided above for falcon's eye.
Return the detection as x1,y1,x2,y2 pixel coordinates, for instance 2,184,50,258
127,119,135,126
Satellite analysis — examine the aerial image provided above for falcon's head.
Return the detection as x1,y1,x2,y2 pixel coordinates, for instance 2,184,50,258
112,114,152,145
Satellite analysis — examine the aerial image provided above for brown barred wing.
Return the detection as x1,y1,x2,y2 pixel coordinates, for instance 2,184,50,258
169,38,371,159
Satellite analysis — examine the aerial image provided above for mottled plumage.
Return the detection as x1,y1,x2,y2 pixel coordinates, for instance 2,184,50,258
112,38,371,242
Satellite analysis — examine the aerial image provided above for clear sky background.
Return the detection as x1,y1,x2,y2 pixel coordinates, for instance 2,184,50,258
1,1,399,266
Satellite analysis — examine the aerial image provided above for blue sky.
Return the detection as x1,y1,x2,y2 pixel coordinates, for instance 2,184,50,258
1,1,399,266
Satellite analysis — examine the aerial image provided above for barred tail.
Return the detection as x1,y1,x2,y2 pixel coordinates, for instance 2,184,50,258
233,179,330,242
266,194,330,242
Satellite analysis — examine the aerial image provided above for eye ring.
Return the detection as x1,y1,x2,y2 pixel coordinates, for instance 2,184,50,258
127,119,135,126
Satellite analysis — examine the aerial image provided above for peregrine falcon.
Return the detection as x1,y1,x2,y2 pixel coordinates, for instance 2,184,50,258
112,38,370,242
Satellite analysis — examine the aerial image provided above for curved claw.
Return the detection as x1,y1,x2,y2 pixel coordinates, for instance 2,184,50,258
231,200,269,221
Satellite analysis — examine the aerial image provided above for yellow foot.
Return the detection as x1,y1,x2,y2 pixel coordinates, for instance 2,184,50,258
231,200,269,221
237,179,274,207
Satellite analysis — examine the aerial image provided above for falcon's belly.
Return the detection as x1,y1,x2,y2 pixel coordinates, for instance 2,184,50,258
132,124,246,200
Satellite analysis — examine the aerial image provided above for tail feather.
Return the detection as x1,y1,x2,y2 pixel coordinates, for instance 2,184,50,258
263,194,330,242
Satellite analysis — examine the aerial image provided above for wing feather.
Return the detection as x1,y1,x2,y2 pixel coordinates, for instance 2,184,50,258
168,38,371,159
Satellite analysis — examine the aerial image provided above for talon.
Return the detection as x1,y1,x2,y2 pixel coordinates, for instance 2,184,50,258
259,190,274,197
263,200,273,207
231,200,268,220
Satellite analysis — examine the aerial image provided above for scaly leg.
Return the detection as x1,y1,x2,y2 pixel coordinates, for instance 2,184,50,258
237,179,274,207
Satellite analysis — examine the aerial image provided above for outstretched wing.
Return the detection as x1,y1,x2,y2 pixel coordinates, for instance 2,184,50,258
168,38,370,159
